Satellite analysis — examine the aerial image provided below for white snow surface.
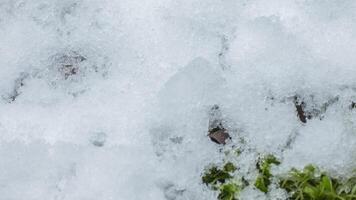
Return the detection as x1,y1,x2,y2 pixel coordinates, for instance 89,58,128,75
1,0,356,199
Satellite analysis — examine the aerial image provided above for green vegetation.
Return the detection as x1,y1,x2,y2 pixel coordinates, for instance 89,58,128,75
218,183,240,200
202,162,242,200
202,162,236,186
202,155,356,200
254,155,281,193
280,165,356,200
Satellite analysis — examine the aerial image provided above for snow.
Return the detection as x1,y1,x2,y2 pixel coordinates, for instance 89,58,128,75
1,0,356,199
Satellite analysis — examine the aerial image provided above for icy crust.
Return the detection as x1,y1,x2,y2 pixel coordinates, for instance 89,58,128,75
1,0,356,200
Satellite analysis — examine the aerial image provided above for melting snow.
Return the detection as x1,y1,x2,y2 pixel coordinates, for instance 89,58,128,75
1,0,356,199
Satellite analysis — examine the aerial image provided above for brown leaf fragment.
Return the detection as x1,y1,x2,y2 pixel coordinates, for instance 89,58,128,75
208,129,230,145
294,96,307,123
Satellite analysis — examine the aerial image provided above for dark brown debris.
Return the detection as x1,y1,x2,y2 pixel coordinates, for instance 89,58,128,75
351,102,356,109
295,102,307,123
61,64,79,79
208,105,231,145
8,72,29,103
208,129,230,145
294,96,308,123
55,51,86,79
293,95,339,123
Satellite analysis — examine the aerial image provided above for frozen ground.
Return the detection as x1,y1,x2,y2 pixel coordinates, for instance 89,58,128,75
1,0,356,199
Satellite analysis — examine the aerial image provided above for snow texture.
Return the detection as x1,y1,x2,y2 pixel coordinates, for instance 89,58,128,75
1,0,356,199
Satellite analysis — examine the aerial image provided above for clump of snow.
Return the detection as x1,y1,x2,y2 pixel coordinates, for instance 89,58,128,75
1,0,356,199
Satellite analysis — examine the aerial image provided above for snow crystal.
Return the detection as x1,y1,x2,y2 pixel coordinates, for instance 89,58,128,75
1,0,356,199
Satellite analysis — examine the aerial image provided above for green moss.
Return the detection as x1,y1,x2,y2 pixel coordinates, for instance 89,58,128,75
254,155,280,193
